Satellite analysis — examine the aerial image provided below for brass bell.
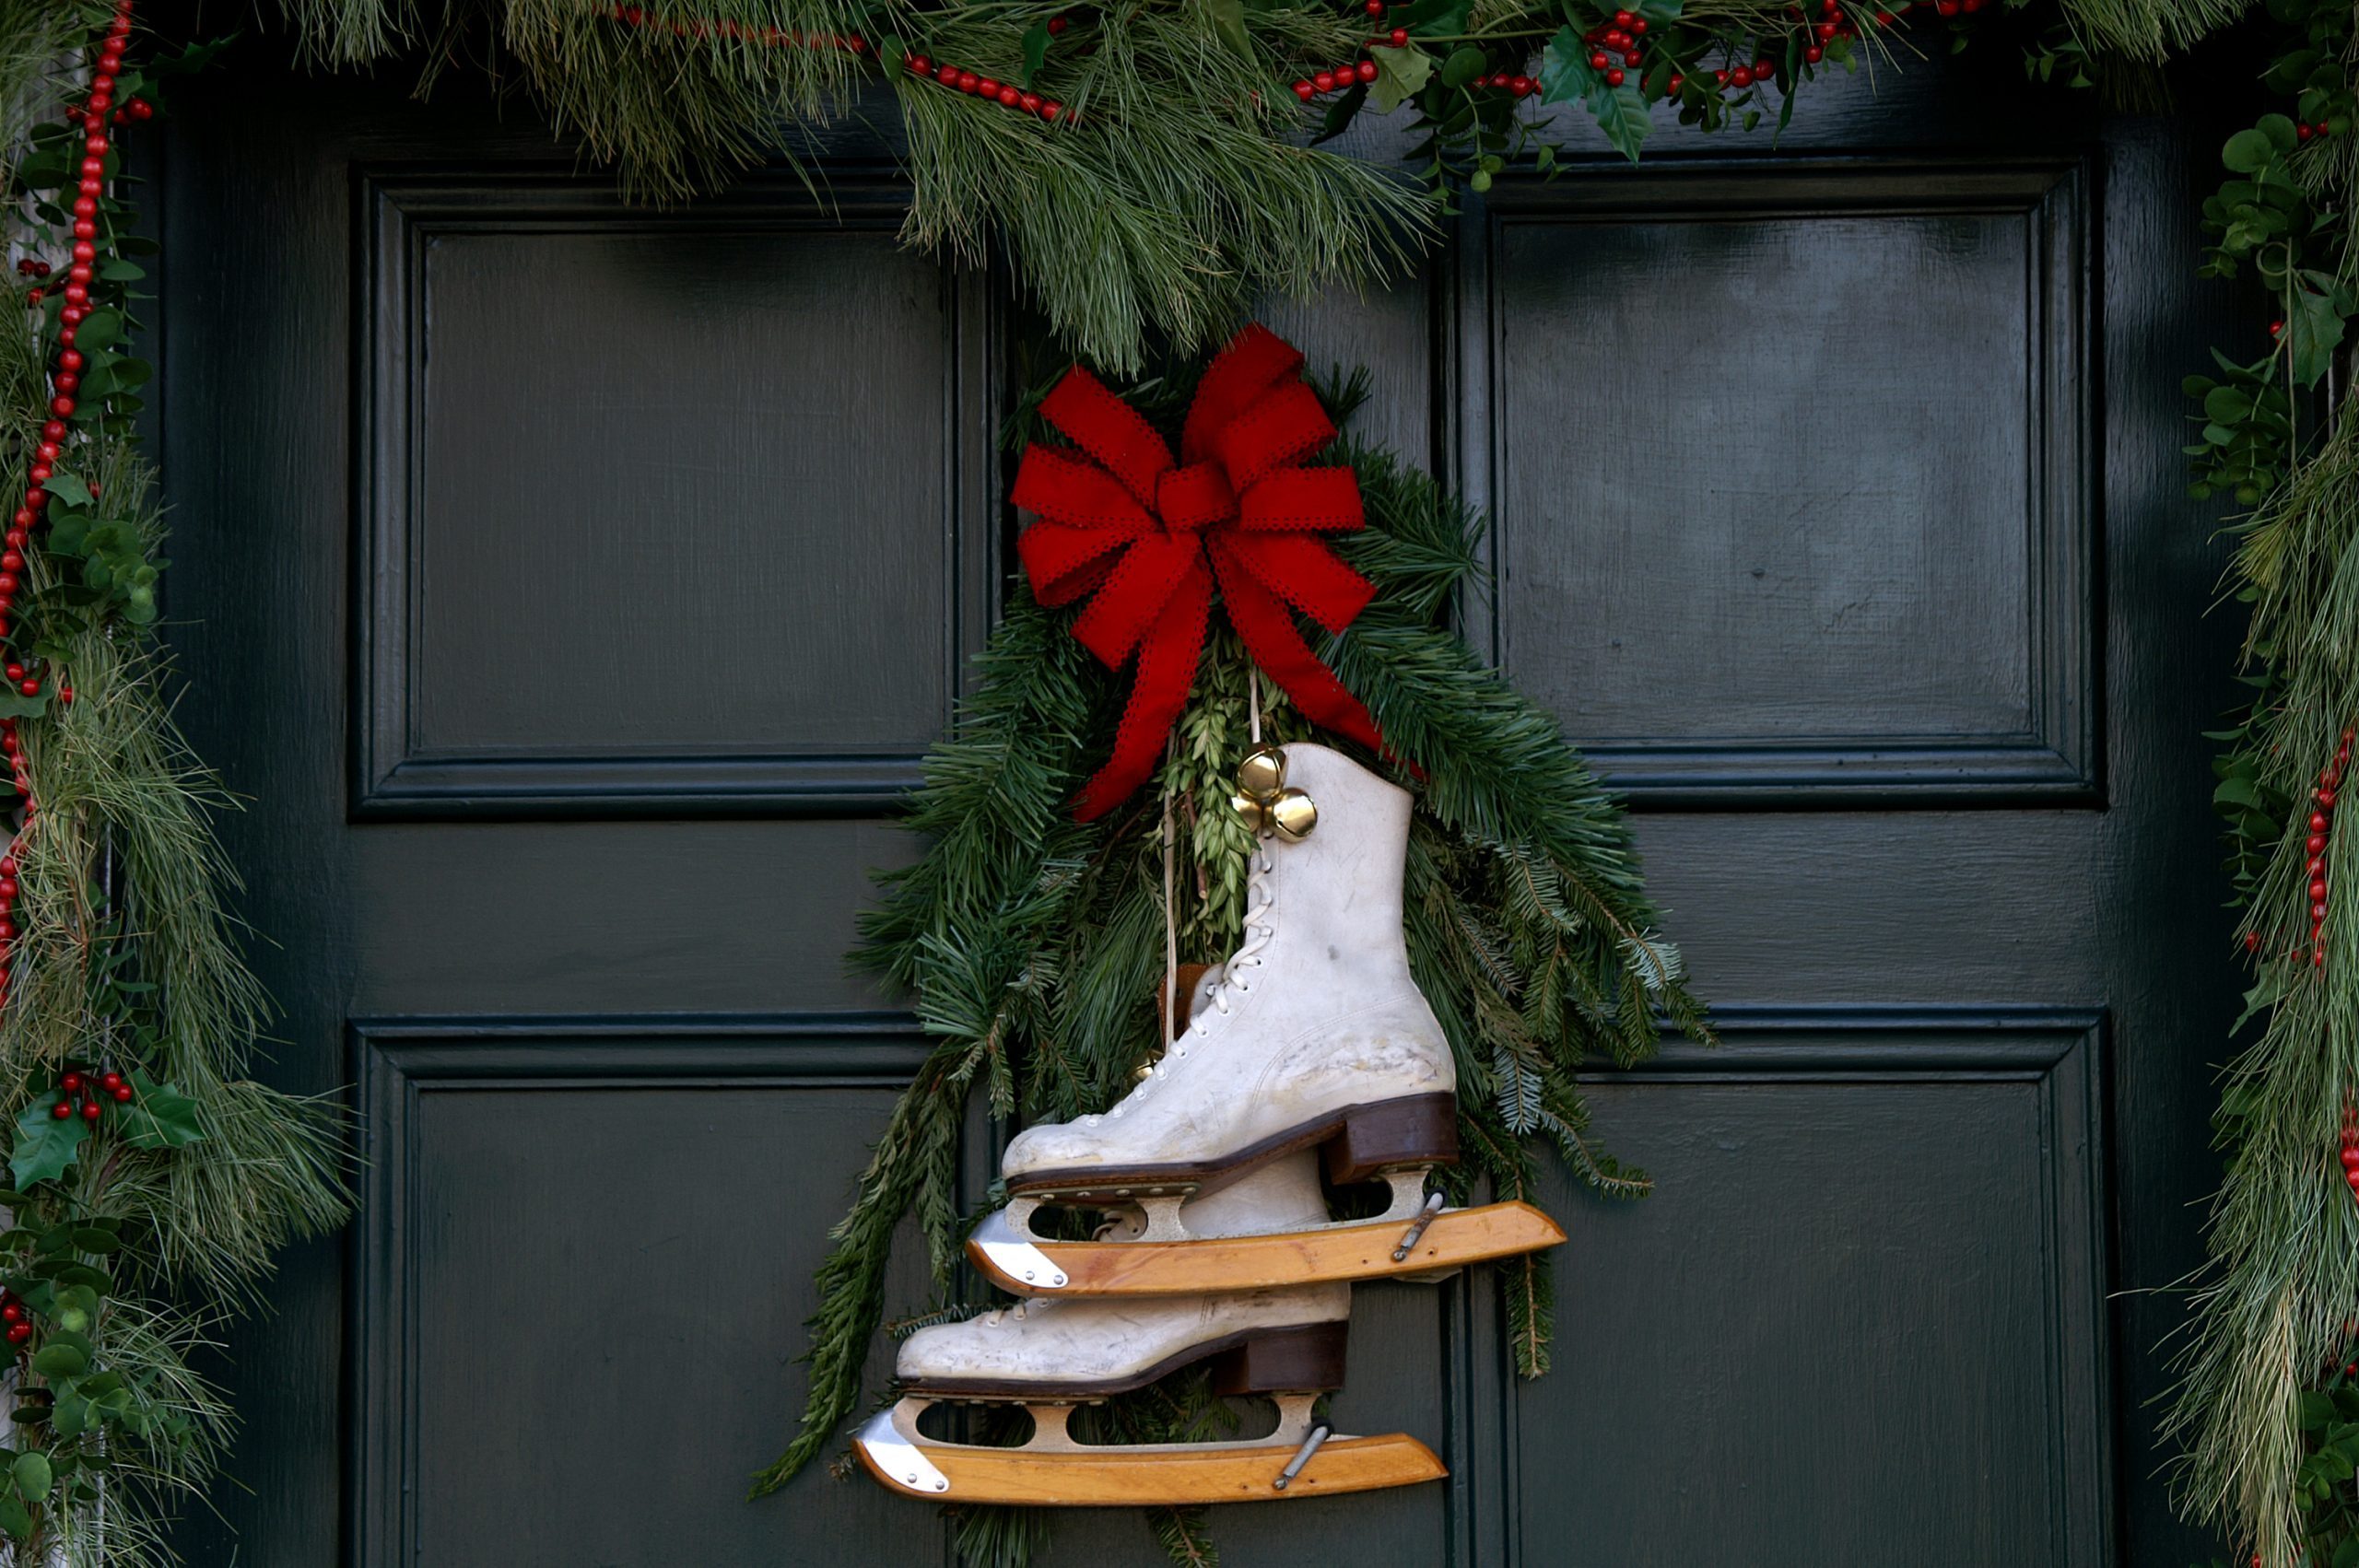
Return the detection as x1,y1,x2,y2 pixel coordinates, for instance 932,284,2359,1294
1266,787,1318,842
1230,791,1270,833
1237,744,1287,802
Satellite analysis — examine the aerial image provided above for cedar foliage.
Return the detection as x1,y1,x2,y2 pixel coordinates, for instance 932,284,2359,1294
752,380,1711,1537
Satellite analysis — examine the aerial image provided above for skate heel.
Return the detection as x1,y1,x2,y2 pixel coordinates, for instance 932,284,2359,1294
1323,1094,1460,1186
1209,1321,1349,1396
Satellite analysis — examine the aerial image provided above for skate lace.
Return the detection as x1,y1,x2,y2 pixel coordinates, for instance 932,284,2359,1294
979,1300,1034,1327
1107,848,1273,1119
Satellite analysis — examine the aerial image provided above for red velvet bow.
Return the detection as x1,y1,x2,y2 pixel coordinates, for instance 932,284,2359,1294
1014,324,1385,821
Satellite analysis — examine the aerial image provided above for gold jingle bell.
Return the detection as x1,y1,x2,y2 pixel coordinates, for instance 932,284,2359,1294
1237,744,1287,801
1266,788,1318,842
1232,743,1316,840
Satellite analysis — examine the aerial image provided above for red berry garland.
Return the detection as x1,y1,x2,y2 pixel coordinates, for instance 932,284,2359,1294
2309,727,2353,970
0,0,132,1011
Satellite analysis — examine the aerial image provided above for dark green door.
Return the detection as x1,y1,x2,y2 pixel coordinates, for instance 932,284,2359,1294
150,15,2239,1565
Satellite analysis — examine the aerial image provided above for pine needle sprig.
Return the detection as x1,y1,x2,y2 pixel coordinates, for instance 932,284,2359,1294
2166,396,2359,1561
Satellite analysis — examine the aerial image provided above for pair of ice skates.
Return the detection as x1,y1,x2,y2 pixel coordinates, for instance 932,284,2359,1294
856,743,1565,1506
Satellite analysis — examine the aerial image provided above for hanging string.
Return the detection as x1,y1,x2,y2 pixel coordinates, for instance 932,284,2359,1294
1160,743,1179,1061
1249,662,1263,746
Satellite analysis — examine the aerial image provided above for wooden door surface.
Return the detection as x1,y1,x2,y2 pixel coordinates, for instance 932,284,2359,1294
147,14,2240,1566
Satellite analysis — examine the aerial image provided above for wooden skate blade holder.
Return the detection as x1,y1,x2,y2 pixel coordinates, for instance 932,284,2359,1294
970,1198,1565,1296
859,1319,1440,1508
856,1426,1448,1506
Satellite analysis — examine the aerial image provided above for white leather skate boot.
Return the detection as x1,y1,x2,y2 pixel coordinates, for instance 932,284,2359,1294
900,1154,1345,1399
1002,743,1458,1210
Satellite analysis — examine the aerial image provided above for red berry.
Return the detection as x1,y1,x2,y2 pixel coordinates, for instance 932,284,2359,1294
1357,59,1378,83
6,1325,28,1345
59,1072,79,1093
1613,7,1634,21
2,1305,21,1325
1390,26,1407,43
1510,74,1534,95
17,682,35,699
49,1101,69,1120
78,1100,99,1122
1631,17,1649,31
99,1071,121,1091
1805,44,1825,60
2245,930,2261,952
2317,812,2332,832
1605,66,1625,84
110,1084,130,1103
1043,100,1063,120
956,70,978,91
1667,73,1684,91
1314,69,1336,90
127,99,151,121
1730,65,1753,86
976,77,1000,96
1590,50,1610,67
1755,57,1774,76
1293,79,1314,99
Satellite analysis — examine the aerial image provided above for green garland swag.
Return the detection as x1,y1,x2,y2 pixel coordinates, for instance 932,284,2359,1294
747,365,1711,1565
0,7,348,1562
113,0,2359,1561
269,0,2231,372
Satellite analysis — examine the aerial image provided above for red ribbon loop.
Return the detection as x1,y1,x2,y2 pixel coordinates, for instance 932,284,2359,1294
1013,323,1387,820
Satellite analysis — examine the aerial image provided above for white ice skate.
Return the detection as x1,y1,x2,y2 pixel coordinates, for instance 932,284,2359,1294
857,1158,1445,1505
970,743,1564,1298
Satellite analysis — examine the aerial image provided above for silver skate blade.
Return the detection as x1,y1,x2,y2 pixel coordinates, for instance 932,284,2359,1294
854,1400,950,1495
971,1209,1069,1291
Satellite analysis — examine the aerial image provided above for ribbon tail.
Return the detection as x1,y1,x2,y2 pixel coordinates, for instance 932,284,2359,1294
1211,543,1385,757
1073,559,1214,822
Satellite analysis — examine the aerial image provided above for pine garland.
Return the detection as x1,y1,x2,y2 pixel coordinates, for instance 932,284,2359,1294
0,12,348,1562
751,372,1710,1558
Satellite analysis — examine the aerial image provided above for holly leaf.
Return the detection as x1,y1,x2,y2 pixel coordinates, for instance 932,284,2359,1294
2286,269,2350,388
117,1073,204,1152
42,473,91,512
1019,18,1052,85
1539,26,1599,104
8,1099,85,1190
1368,44,1433,112
1634,0,1683,19
0,1493,29,1542
1438,43,1486,90
1585,81,1651,163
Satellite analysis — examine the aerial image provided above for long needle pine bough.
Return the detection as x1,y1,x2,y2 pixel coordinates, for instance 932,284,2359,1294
751,369,1710,1562
0,8,347,1564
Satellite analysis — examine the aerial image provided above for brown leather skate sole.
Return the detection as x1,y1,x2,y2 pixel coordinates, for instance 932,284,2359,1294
1007,1092,1459,1199
970,1199,1566,1297
900,1319,1348,1401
